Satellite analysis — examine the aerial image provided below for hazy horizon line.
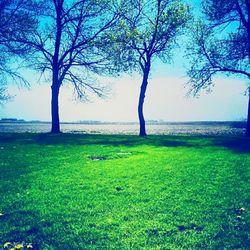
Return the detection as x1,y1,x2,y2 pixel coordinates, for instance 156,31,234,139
0,118,246,124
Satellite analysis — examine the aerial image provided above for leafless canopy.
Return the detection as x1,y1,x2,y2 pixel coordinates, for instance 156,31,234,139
10,0,120,100
186,0,250,96
0,0,36,99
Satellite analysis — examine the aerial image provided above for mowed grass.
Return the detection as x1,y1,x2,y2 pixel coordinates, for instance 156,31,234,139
0,133,249,249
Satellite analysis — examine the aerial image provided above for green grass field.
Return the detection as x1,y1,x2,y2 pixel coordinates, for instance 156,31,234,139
0,133,249,249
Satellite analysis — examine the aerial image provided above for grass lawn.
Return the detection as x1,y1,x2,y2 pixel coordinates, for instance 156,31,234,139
0,133,249,249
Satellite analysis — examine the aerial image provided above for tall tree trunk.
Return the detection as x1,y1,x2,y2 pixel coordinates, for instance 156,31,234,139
51,84,60,133
246,89,250,137
246,1,250,137
138,63,150,137
50,1,62,133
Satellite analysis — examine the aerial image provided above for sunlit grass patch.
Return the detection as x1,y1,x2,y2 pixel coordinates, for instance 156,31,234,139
0,133,249,249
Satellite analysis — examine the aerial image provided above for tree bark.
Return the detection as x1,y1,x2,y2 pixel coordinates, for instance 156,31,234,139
246,89,250,137
138,63,150,137
247,2,250,137
51,84,60,133
50,2,62,133
246,0,250,64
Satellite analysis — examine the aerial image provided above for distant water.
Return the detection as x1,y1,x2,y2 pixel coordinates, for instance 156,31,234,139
0,122,246,136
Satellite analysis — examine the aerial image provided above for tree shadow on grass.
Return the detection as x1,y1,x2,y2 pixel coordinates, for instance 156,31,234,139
211,208,250,249
0,209,113,249
0,133,192,147
211,137,250,154
0,210,53,249
33,133,196,149
0,165,29,182
1,133,250,154
0,133,30,143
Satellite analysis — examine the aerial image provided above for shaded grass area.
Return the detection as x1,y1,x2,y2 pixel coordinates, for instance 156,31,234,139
0,133,249,249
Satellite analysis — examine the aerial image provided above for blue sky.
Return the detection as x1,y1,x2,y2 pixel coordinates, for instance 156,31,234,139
0,0,248,122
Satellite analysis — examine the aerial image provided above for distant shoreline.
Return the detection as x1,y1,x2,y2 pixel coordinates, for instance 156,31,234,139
0,120,247,135
0,119,246,127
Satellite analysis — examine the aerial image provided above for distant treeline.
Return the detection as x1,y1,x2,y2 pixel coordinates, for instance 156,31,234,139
0,118,246,128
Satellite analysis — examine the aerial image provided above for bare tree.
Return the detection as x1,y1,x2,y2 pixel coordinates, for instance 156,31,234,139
186,0,250,136
0,0,36,102
109,0,190,136
10,0,119,133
